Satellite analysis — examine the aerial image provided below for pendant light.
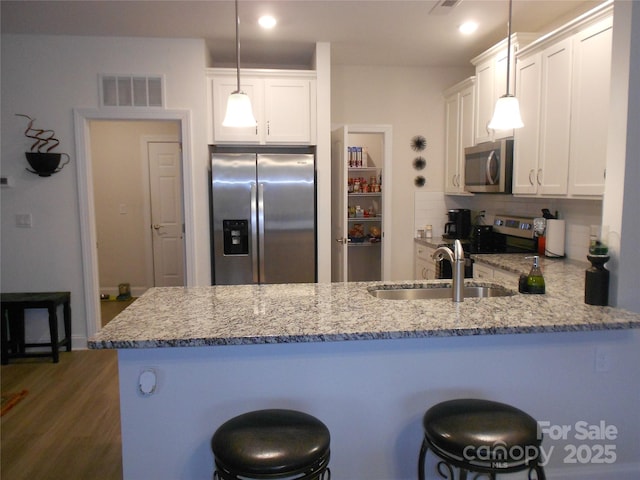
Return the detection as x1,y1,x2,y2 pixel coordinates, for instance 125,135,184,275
222,0,257,127
488,0,524,130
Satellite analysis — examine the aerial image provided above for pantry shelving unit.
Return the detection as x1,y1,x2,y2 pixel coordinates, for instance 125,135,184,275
331,125,392,282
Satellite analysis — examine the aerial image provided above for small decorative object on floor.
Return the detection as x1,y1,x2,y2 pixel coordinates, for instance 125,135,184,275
117,283,132,301
1,389,28,417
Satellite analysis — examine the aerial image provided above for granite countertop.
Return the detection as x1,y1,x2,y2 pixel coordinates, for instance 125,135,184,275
89,251,640,349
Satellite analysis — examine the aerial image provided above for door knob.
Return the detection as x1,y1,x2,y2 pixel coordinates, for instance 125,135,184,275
153,224,161,230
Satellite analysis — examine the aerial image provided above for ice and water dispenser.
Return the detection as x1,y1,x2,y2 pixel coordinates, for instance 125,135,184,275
222,220,249,255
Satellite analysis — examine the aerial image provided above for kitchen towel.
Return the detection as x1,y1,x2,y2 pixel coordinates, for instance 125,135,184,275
545,219,566,258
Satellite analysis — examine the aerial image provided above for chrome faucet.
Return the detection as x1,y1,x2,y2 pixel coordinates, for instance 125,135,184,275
432,239,465,302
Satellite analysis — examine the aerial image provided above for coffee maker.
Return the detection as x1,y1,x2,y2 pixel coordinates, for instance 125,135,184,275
443,209,471,239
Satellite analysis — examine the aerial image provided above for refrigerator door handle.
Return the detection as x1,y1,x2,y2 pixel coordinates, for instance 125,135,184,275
250,182,259,283
258,183,266,283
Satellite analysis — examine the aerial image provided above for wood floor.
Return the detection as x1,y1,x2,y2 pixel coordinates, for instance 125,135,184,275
1,350,123,480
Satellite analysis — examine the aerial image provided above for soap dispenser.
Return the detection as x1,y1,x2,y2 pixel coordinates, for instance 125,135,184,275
525,256,545,294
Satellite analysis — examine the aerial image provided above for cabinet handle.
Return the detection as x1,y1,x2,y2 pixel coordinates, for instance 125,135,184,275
267,120,270,135
422,267,427,279
528,169,535,186
537,169,543,186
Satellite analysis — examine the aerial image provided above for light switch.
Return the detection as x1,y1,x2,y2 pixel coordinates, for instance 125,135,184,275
16,213,33,228
119,204,128,215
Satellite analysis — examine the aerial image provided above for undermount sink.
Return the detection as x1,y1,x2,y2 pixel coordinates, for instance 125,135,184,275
368,284,516,300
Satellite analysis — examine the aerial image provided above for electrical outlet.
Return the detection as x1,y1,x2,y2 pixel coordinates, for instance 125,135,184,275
595,346,612,372
15,213,33,228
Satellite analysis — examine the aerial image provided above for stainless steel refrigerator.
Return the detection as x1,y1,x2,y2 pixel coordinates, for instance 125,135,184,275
210,147,316,285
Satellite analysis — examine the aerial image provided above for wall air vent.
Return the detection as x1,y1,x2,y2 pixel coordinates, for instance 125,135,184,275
429,0,463,15
99,74,164,108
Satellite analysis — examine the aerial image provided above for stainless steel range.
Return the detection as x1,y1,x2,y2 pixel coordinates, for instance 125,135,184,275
435,214,539,279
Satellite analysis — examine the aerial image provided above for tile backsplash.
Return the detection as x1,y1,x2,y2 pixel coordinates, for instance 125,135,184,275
414,191,602,261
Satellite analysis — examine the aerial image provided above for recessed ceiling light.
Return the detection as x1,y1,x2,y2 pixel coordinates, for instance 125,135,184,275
258,15,277,29
459,21,478,35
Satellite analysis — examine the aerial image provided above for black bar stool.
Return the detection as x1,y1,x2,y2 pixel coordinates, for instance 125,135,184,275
418,398,546,480
211,409,331,480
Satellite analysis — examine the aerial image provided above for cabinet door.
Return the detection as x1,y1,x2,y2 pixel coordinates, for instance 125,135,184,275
568,16,612,196
492,47,516,140
444,82,474,194
539,38,572,195
492,268,519,288
264,78,312,144
212,76,262,143
459,84,475,186
474,60,494,144
473,263,494,280
444,93,461,193
513,53,541,194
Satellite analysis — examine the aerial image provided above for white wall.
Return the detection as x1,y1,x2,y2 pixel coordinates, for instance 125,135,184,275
603,0,640,312
1,35,210,346
331,65,473,280
90,120,180,296
117,330,640,479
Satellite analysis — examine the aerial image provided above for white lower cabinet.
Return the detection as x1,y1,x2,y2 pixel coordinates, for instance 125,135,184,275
473,262,520,289
472,263,494,281
415,244,436,280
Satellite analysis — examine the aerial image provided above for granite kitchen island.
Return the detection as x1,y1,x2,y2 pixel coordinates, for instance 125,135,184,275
90,258,640,479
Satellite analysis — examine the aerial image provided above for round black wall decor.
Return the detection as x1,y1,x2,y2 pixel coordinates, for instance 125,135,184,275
410,135,427,152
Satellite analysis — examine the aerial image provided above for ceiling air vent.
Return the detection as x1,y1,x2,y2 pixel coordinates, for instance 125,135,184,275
99,74,164,108
429,0,463,15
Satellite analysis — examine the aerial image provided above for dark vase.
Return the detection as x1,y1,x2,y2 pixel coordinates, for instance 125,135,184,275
25,152,70,177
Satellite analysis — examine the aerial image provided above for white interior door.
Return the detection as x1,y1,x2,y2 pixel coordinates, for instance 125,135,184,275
331,126,348,282
148,142,185,286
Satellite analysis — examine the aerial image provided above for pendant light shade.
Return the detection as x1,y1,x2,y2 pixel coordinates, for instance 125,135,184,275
488,0,524,130
488,94,524,130
223,92,257,127
223,0,257,128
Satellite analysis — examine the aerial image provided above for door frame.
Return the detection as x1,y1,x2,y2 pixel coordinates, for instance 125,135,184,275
73,108,195,339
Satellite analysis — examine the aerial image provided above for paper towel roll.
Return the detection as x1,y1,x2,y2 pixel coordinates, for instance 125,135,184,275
545,219,565,258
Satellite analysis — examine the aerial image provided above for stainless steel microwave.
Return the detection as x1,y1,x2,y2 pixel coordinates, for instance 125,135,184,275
464,138,513,193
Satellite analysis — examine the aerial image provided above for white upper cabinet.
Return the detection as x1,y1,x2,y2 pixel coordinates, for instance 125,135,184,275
471,34,538,144
444,77,475,194
568,16,613,196
513,53,541,194
207,69,317,145
210,74,263,143
514,38,573,195
513,3,612,198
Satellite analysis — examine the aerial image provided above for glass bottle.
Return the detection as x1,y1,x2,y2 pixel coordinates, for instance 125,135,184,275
526,256,545,294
